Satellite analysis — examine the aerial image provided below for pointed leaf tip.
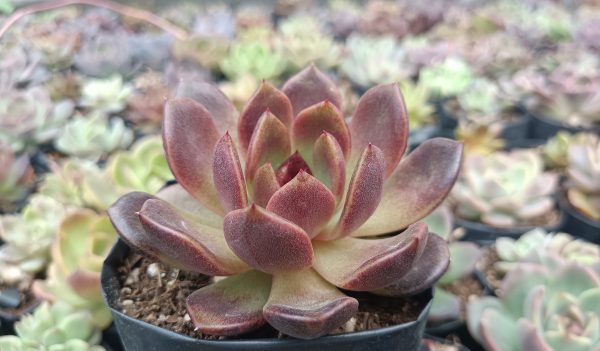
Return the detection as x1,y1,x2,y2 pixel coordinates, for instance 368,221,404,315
252,163,280,207
282,65,342,117
213,134,248,212
313,132,346,204
245,111,291,182
223,205,314,274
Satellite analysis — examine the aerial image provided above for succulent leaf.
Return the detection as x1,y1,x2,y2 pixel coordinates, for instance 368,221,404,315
281,65,342,116
252,163,281,207
312,132,346,204
213,133,248,212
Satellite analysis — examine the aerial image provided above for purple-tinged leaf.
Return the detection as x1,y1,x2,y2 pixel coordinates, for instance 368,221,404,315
480,309,520,351
275,151,312,186
138,198,249,275
353,138,463,237
313,132,346,205
263,268,358,340
67,269,101,301
187,270,271,336
319,144,384,240
466,296,505,343
313,222,428,291
350,83,408,177
266,171,335,238
252,163,280,207
238,81,293,153
223,205,314,274
518,319,553,351
291,101,351,161
375,233,450,296
282,65,342,116
245,111,291,182
163,98,224,214
156,184,223,229
213,133,248,212
176,79,238,138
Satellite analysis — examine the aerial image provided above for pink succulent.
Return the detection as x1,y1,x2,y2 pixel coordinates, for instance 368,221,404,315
108,66,463,339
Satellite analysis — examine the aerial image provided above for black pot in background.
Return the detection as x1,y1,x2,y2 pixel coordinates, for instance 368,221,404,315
559,194,600,244
528,112,600,140
102,324,125,351
454,210,565,245
426,322,482,351
434,99,458,132
0,300,40,336
409,125,441,151
102,240,433,351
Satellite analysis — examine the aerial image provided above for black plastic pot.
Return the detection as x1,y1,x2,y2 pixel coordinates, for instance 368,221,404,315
498,113,530,143
409,125,441,151
102,240,433,351
0,300,40,335
426,322,482,351
455,211,565,244
559,194,600,244
528,112,600,140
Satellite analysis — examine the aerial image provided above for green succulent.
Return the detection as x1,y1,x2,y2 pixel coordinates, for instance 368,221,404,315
220,38,286,81
172,35,230,70
35,210,116,329
543,132,599,169
276,15,341,71
495,229,600,274
400,80,435,128
106,136,173,194
456,78,505,123
468,258,600,351
0,302,104,351
79,75,134,114
339,35,408,89
529,4,573,43
567,139,600,221
219,74,260,110
419,57,474,98
451,149,558,228
455,121,504,157
0,87,74,152
54,113,133,161
0,143,34,212
0,195,71,285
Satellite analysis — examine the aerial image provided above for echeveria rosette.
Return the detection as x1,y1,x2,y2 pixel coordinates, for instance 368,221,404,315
566,139,600,221
108,65,463,339
467,259,600,351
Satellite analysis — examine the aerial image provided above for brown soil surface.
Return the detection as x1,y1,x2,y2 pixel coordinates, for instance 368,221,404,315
118,254,426,340
441,275,485,321
476,246,503,292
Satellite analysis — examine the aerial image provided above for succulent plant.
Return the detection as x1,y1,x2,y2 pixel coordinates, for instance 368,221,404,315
566,139,600,221
455,78,507,124
0,195,70,285
339,35,409,89
0,86,74,152
0,45,48,89
192,5,236,39
220,36,287,81
172,35,230,70
467,259,600,351
44,72,81,102
79,75,134,114
108,65,463,339
0,301,105,351
28,28,80,69
400,80,435,129
128,32,174,70
542,132,599,169
451,149,558,228
74,31,133,78
34,210,116,329
125,71,170,128
495,228,600,274
276,15,341,70
106,136,172,194
419,57,475,98
429,242,482,324
54,113,133,161
358,0,441,39
0,144,35,212
219,74,261,111
454,121,505,157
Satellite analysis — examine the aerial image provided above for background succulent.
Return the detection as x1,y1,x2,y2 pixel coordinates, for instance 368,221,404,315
74,31,133,78
0,45,48,89
108,66,463,339
125,72,170,128
35,210,116,329
542,132,599,169
79,75,134,114
54,114,133,161
454,121,505,157
0,195,70,285
419,57,475,98
566,139,600,221
400,80,435,129
468,259,600,351
0,302,105,351
219,74,261,110
0,144,35,212
172,35,230,70
451,149,558,228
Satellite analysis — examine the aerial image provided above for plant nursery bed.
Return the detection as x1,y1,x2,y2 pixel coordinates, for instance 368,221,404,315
116,253,426,340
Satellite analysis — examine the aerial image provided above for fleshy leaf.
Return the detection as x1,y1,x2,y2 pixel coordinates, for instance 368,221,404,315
245,111,291,182
353,138,463,237
156,184,224,229
438,242,481,285
275,151,312,186
375,233,450,296
313,132,346,204
313,222,428,291
291,101,351,161
213,133,248,212
320,144,384,240
138,198,249,275
282,65,342,116
429,289,461,324
350,83,408,177
223,205,314,274
252,163,280,207
518,319,553,351
186,270,271,336
266,171,335,237
480,309,520,351
238,81,293,153
466,296,505,343
163,98,223,214
263,268,358,340
176,79,238,138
